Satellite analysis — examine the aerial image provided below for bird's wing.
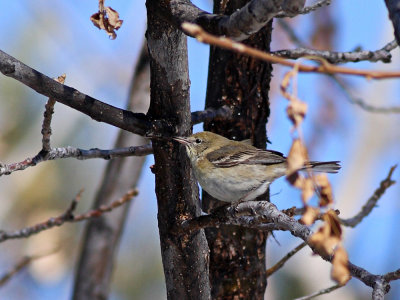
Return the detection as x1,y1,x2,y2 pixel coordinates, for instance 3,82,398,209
206,145,286,168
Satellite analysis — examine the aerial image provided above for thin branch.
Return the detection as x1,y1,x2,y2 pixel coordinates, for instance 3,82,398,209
384,269,400,282
0,250,58,287
182,23,400,79
272,40,397,64
0,189,137,243
294,284,343,300
277,0,331,18
191,105,233,124
340,165,397,227
0,145,153,176
0,49,151,136
333,76,400,113
266,242,307,277
282,206,340,220
42,74,65,151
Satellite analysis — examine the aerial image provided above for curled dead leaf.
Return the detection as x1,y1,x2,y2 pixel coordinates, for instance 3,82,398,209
286,99,307,128
325,209,342,238
105,7,122,29
90,6,123,39
301,206,319,225
286,139,308,175
332,246,350,285
308,210,342,256
308,222,340,256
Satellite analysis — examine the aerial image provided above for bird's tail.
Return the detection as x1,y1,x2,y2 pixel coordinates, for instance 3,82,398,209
303,161,341,173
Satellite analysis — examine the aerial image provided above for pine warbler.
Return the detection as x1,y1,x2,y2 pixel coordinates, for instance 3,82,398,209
174,131,340,203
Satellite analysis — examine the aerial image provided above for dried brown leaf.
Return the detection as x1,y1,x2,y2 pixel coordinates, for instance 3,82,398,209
286,99,308,128
332,246,350,285
280,70,294,98
90,6,123,39
309,223,340,256
105,7,123,29
286,139,307,175
309,210,343,256
301,206,319,225
56,74,66,84
324,209,342,238
90,12,103,30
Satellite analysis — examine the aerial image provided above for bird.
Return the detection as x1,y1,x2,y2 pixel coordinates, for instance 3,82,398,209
173,131,340,203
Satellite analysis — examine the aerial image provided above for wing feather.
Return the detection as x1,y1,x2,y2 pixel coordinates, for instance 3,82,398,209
206,145,286,168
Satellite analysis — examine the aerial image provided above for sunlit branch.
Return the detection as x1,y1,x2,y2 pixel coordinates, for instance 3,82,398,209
182,23,400,79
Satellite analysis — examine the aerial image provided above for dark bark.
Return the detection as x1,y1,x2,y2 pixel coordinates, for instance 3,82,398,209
72,46,150,300
0,50,150,136
146,1,211,299
385,0,400,45
202,0,273,298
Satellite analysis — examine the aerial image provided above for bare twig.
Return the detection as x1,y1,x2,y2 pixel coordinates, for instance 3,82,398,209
0,249,58,287
294,284,343,300
272,40,397,64
384,269,400,282
0,189,137,243
340,165,397,227
0,145,153,176
191,105,233,124
182,23,400,79
266,242,306,277
282,206,340,219
42,74,65,151
277,0,331,18
333,76,400,113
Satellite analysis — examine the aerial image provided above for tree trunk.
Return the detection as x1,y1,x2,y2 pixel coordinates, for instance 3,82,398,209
146,1,211,299
202,0,273,298
72,46,150,300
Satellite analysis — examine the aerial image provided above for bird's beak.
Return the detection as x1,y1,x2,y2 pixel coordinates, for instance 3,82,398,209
173,136,191,145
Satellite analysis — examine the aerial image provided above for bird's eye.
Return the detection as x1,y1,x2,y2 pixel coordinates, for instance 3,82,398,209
195,138,202,144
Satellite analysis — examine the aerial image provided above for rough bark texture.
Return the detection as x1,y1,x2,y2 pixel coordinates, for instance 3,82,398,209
202,0,273,298
146,1,211,299
72,47,150,300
